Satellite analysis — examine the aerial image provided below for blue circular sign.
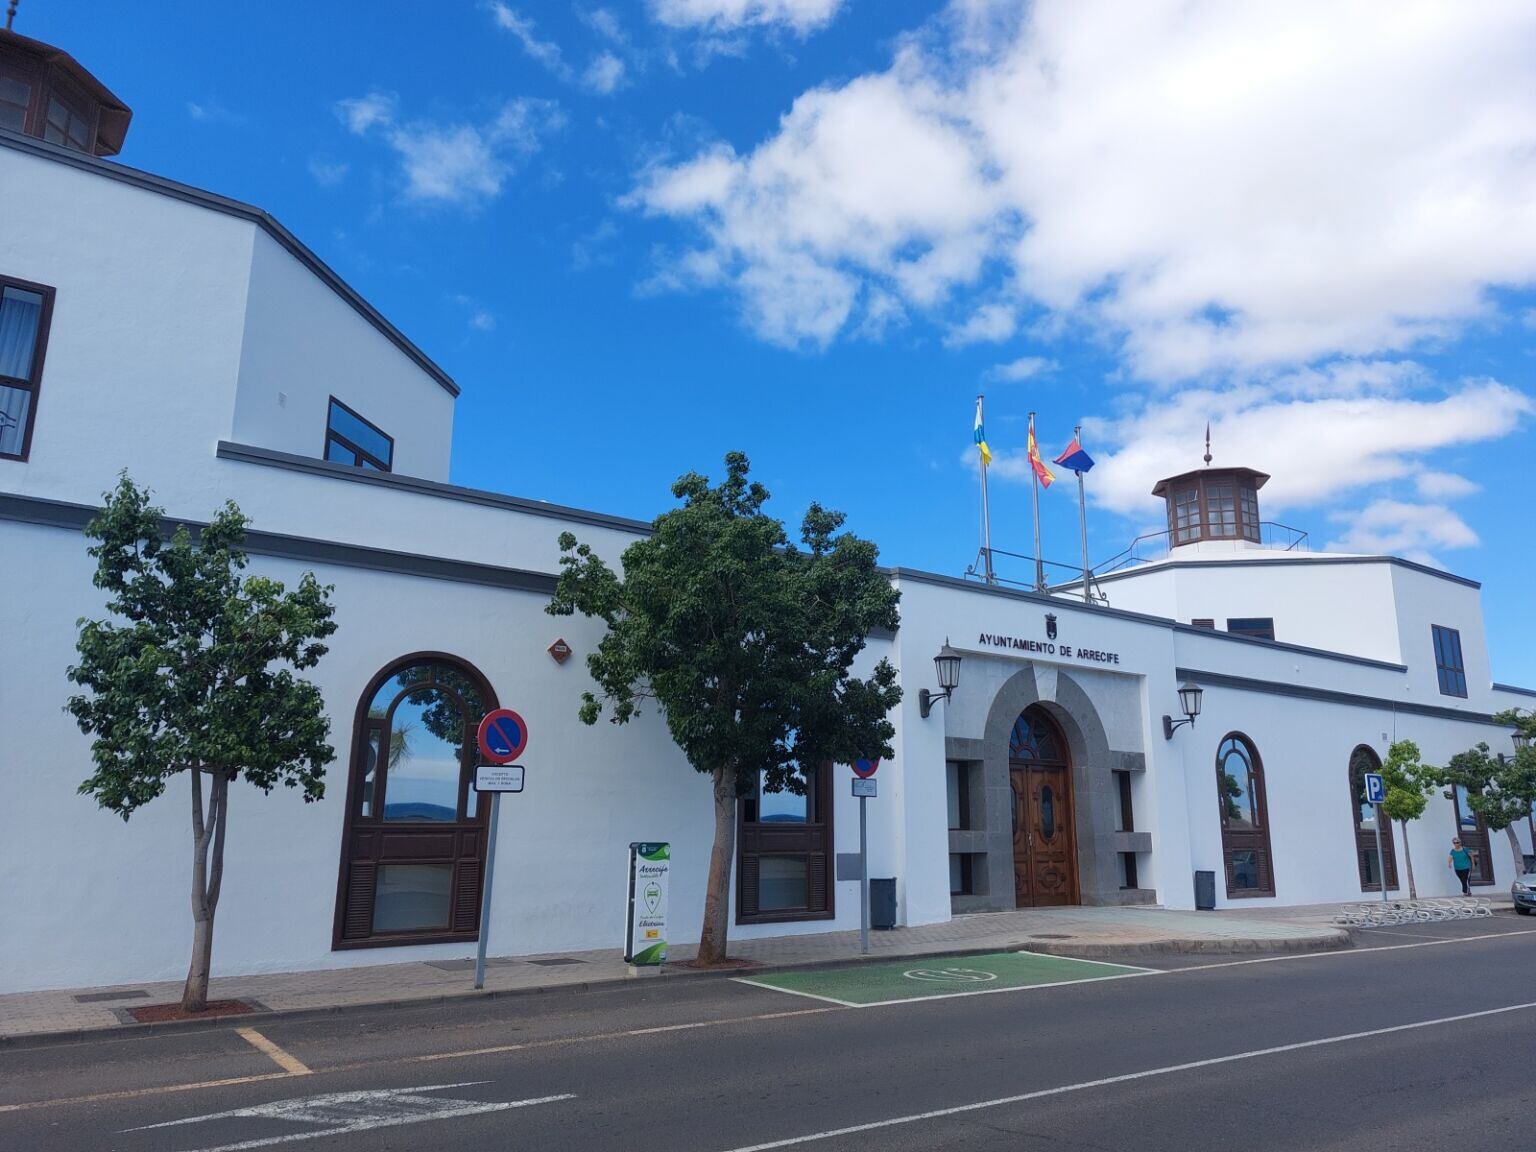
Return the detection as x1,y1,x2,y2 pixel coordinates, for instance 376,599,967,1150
478,709,529,765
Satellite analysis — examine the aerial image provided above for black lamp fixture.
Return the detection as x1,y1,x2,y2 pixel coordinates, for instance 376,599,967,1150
1515,731,1530,753
919,639,963,719
1162,681,1204,740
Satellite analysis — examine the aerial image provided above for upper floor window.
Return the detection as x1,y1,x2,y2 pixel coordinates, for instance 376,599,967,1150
0,73,30,133
325,397,393,472
1227,617,1276,641
0,276,54,461
1432,625,1467,698
43,93,91,152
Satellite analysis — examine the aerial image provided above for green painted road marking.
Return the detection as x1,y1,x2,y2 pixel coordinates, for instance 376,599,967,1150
735,951,1153,1007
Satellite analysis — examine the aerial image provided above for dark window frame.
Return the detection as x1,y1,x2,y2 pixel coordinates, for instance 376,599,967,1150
0,273,56,462
737,764,834,925
1431,625,1467,698
1216,732,1275,898
324,395,394,472
1348,745,1398,892
1449,782,1495,886
332,652,498,951
1227,617,1276,642
1166,477,1262,545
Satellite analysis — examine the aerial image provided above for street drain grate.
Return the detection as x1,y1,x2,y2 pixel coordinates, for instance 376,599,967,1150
1028,933,1075,940
73,990,150,1003
526,957,586,966
423,957,517,972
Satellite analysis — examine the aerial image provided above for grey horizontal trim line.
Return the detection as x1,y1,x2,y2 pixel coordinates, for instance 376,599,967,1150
0,492,558,594
1493,682,1536,700
218,441,655,534
1175,667,1504,726
1172,622,1406,672
1088,552,1481,590
0,129,459,397
889,567,1179,630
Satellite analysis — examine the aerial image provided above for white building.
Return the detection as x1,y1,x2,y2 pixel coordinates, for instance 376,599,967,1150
2,30,1532,993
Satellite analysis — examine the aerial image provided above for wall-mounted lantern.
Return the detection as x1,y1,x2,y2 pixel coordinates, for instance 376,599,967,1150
918,639,963,719
1162,681,1204,740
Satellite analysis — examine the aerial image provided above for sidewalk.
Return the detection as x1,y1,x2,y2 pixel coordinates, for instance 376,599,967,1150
0,904,1349,1043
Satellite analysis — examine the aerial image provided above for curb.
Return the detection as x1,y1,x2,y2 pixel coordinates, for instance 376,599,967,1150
0,928,1352,1051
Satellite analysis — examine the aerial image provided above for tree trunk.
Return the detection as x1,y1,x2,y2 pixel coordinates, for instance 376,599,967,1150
182,769,229,1012
1399,820,1418,900
1505,824,1526,878
697,768,738,966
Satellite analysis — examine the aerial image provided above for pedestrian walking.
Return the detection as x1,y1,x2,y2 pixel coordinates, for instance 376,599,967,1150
1449,838,1473,895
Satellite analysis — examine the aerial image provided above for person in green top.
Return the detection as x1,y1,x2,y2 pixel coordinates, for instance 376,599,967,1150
1449,839,1473,895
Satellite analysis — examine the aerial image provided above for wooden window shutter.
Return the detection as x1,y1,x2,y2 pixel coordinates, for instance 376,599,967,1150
452,861,483,934
807,854,827,912
739,856,760,918
341,862,376,940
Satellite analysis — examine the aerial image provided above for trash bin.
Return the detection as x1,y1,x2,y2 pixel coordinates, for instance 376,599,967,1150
870,878,897,929
1194,870,1216,911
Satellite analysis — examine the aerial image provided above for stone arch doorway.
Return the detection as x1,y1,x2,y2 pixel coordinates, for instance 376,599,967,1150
1009,705,1080,907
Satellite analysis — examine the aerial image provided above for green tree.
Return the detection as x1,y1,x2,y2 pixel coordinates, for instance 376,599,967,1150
1434,709,1536,880
66,476,337,1011
1378,739,1435,899
547,453,902,964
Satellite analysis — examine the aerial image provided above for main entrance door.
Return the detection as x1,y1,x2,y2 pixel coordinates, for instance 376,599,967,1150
1009,707,1079,907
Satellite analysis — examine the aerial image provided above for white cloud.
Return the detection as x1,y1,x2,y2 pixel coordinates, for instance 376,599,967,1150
1079,372,1532,517
487,3,571,78
584,51,628,94
1415,471,1481,501
987,355,1055,382
335,93,563,207
1325,500,1479,566
308,158,349,187
336,92,397,136
635,1,1536,375
583,7,629,45
944,302,1017,347
186,98,245,126
650,0,845,36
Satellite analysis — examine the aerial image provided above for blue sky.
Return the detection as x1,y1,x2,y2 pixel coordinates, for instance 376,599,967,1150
30,1,1536,685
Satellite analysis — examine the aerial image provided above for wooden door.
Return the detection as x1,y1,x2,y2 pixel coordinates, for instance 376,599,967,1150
1009,705,1081,909
1012,765,1078,907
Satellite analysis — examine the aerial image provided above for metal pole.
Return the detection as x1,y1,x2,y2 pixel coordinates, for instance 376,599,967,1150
979,395,995,584
474,792,501,989
1030,412,1045,592
859,794,869,956
1372,801,1388,905
1075,425,1090,604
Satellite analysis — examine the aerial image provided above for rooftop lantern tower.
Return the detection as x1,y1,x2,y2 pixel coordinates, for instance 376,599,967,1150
0,3,132,156
1151,423,1270,550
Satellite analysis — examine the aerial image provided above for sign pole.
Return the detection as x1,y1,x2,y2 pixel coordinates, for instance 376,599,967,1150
859,793,870,956
474,791,501,990
1373,801,1388,906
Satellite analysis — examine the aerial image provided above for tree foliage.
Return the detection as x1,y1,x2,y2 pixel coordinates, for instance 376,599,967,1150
546,453,902,960
65,475,337,1008
1378,739,1432,824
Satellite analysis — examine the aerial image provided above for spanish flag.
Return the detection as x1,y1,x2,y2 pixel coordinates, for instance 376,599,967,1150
1028,415,1055,488
974,397,993,468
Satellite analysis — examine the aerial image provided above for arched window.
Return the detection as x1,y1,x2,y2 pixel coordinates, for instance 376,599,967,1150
334,655,496,948
1348,745,1397,892
1216,734,1274,897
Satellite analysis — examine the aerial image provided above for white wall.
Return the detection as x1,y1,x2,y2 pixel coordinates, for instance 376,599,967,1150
231,230,454,482
0,149,253,506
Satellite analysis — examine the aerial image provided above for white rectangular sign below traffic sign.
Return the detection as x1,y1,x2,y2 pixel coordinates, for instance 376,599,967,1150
474,764,526,793
852,778,877,798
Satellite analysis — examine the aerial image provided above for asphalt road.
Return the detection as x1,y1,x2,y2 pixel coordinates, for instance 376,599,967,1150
4,916,1535,1152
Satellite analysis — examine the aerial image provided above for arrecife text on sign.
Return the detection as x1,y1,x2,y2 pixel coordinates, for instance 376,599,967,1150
976,632,1121,666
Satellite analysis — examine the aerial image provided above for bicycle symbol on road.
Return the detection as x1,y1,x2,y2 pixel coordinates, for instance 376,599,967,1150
902,967,999,983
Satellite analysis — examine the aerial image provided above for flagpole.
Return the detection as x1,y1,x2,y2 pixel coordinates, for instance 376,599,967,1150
1029,411,1045,592
979,399,995,585
1074,424,1090,604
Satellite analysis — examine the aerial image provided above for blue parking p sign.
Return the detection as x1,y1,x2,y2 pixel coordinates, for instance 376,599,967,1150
1364,772,1386,805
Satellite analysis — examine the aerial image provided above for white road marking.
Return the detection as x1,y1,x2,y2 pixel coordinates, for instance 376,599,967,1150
711,1000,1536,1152
122,1081,574,1151
731,980,862,1008
235,1028,311,1076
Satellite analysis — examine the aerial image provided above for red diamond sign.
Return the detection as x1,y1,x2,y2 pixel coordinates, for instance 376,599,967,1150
548,638,572,664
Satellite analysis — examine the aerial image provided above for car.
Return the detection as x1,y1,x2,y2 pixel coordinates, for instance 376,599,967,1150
1512,873,1536,915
